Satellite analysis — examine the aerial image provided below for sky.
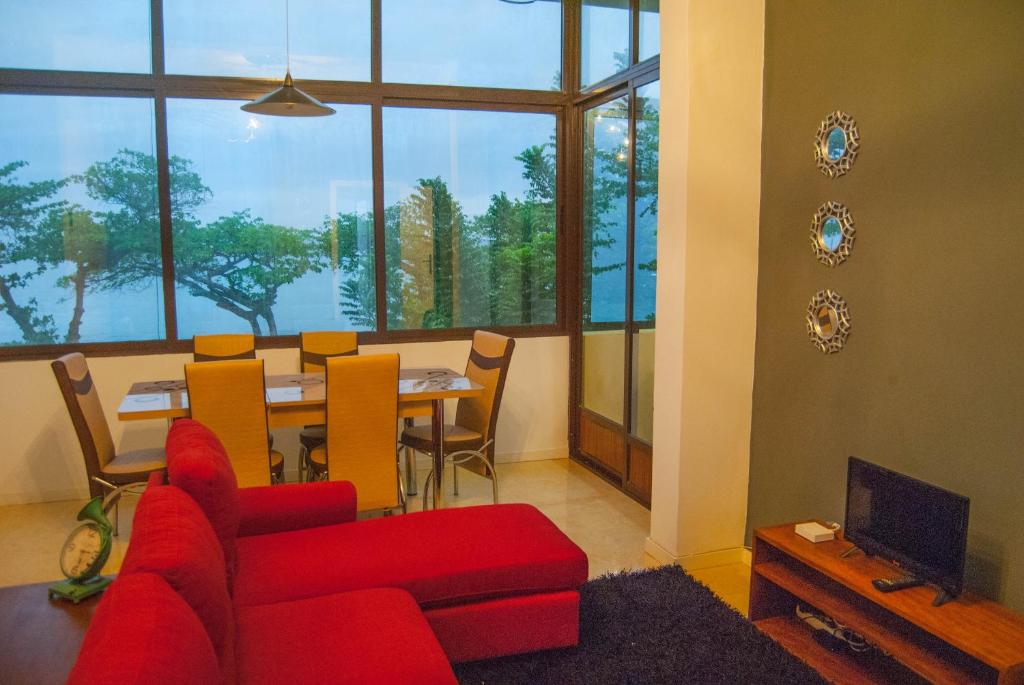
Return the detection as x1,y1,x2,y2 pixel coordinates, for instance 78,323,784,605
0,1,658,343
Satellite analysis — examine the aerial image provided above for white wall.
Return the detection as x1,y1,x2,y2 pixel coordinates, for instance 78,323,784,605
647,0,765,566
0,336,568,505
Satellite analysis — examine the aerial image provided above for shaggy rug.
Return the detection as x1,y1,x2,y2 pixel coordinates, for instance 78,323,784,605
454,566,826,684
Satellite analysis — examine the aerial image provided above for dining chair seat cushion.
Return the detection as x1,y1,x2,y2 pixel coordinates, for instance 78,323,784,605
232,503,588,610
400,423,484,454
67,573,221,685
299,425,326,451
236,588,456,685
99,447,166,476
119,485,234,682
308,444,326,466
165,419,241,583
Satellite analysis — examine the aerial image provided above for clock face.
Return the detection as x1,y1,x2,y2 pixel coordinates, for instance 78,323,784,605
60,523,107,580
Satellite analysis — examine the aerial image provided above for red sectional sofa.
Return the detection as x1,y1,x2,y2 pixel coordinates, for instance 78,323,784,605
68,420,588,684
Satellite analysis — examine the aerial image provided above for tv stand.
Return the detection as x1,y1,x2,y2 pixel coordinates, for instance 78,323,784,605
750,523,1024,684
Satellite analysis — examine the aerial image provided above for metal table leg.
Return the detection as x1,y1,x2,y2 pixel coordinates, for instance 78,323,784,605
431,398,444,510
403,418,417,496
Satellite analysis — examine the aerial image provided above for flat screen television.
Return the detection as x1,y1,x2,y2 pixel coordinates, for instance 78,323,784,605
844,457,970,600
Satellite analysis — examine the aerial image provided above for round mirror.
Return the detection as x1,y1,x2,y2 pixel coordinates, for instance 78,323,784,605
806,289,851,353
815,112,860,178
825,127,846,161
813,305,838,339
821,217,842,251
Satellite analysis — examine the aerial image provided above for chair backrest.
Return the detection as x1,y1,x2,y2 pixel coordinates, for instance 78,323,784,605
184,359,273,487
193,333,256,362
299,331,358,373
324,353,400,511
51,353,115,498
455,331,516,470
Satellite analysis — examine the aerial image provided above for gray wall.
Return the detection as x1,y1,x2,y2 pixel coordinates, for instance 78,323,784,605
747,1,1024,610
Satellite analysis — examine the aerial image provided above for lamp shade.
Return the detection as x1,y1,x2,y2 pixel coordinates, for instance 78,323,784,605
241,72,335,117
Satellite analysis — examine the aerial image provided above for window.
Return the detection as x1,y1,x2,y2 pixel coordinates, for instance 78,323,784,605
164,0,370,80
0,0,151,73
166,99,374,337
0,95,163,345
381,107,557,329
580,0,630,88
639,1,660,62
383,0,562,90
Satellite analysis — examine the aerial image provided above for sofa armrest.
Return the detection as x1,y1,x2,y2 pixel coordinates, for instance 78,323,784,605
237,480,357,537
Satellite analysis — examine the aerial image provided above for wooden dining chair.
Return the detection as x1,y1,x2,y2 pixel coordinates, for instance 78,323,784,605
307,353,403,513
193,333,256,362
400,330,515,508
184,359,283,487
51,353,166,535
297,331,359,482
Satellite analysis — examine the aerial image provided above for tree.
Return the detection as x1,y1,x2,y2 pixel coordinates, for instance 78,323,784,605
0,161,66,343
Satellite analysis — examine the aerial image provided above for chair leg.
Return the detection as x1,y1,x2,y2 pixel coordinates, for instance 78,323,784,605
422,470,433,511
112,499,120,537
403,418,418,496
453,460,459,496
298,445,307,483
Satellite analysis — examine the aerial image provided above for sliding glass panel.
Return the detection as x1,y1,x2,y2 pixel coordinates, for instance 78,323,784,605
582,95,629,422
383,0,562,90
381,107,557,330
639,0,661,62
630,81,659,441
164,0,370,80
166,99,374,337
580,0,630,89
0,95,163,345
0,0,151,73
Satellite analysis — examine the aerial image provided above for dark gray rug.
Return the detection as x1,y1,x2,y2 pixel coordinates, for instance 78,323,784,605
454,565,826,684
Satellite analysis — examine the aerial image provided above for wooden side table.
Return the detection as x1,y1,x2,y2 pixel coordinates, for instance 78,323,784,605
0,581,100,684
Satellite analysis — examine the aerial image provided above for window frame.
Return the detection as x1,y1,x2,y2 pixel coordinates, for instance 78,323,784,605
0,0,584,360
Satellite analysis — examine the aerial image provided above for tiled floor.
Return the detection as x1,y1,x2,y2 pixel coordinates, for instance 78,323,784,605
0,458,751,615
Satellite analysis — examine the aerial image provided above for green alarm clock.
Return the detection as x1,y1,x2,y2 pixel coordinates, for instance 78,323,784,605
48,495,115,603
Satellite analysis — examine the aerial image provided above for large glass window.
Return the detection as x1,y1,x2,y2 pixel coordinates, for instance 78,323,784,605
166,99,374,337
164,0,370,80
639,0,661,62
0,95,163,345
580,0,630,89
0,0,151,73
383,0,562,90
381,107,557,329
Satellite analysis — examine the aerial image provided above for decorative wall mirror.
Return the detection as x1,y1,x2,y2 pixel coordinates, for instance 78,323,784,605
811,201,855,267
806,289,851,354
814,111,860,178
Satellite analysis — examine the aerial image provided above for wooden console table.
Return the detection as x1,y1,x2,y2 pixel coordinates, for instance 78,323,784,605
750,523,1024,685
0,581,99,684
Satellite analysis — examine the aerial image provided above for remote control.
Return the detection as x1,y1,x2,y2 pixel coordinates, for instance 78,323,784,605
872,577,924,593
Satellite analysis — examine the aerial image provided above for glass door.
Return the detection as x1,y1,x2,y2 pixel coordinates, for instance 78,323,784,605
574,78,659,504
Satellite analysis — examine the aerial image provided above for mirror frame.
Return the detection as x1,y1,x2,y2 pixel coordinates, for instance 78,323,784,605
806,289,851,354
815,111,860,178
811,201,856,267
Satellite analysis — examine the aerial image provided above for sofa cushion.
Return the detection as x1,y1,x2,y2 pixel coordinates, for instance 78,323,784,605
67,573,221,685
120,485,233,682
236,588,456,685
165,418,241,582
234,504,588,609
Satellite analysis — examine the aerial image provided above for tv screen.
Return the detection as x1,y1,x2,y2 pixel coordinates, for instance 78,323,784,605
844,457,970,596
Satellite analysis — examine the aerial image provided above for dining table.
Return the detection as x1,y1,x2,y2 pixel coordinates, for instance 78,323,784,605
117,367,483,509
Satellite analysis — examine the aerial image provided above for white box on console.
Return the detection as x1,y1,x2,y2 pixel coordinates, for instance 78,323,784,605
795,522,835,543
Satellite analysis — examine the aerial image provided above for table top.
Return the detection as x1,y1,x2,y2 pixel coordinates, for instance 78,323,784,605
118,367,481,421
0,581,100,684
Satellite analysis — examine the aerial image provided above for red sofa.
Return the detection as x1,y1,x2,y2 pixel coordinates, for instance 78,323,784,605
68,420,588,684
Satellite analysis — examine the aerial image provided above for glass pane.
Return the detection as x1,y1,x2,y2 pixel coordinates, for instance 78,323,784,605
0,0,151,73
581,96,629,422
381,107,557,330
383,0,562,90
581,0,630,88
166,99,374,337
164,0,370,80
639,0,660,62
0,95,163,345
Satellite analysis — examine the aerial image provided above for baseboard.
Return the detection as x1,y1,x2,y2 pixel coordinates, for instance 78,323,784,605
0,487,87,506
643,539,751,572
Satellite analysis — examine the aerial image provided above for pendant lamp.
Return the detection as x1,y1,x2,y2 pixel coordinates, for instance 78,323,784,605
241,0,335,117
